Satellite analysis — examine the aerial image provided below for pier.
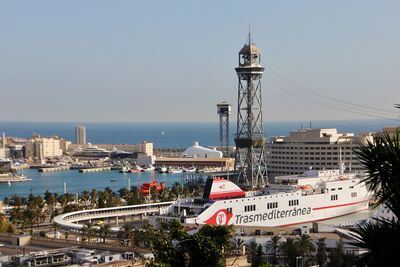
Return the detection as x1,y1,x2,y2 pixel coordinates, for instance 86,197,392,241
78,167,111,173
38,166,70,172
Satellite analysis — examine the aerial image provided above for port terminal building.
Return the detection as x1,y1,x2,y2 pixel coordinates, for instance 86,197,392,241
266,128,374,178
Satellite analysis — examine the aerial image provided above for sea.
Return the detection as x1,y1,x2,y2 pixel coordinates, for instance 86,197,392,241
0,119,398,200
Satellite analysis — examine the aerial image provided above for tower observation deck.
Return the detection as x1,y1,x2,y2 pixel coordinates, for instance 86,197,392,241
234,33,268,188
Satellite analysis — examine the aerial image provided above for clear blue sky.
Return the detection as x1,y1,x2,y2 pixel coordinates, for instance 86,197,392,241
1,1,399,122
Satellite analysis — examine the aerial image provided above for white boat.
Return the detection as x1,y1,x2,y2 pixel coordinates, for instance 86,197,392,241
142,165,155,172
159,166,168,173
184,167,196,173
152,168,371,227
167,168,183,174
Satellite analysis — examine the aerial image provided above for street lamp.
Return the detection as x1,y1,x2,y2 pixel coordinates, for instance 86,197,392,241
296,256,303,267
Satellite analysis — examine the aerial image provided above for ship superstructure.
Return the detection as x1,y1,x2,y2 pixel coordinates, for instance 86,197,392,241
154,168,370,227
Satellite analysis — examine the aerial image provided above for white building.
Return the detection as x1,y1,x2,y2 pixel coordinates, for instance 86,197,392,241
181,142,223,158
25,136,65,159
267,128,374,178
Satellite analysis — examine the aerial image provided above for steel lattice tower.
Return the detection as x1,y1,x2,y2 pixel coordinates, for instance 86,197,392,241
217,102,231,156
234,34,268,188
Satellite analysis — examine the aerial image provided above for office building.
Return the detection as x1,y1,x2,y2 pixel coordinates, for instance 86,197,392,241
75,125,87,145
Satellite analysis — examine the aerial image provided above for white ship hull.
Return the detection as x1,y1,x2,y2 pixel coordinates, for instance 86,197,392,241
156,169,371,227
185,188,369,227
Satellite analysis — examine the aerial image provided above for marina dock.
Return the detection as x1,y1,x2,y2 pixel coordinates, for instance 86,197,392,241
0,174,31,183
38,166,70,172
78,167,111,173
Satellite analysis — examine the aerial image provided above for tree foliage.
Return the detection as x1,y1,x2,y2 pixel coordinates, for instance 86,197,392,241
352,120,400,266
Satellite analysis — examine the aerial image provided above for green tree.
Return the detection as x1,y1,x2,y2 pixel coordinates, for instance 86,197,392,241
279,237,298,267
296,234,315,266
266,235,281,265
252,244,264,267
351,123,400,266
316,237,327,267
81,221,95,242
97,223,111,243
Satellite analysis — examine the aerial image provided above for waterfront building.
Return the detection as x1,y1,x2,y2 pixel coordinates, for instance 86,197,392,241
68,141,153,156
75,125,87,145
155,157,234,170
181,141,223,158
266,128,374,178
25,136,64,159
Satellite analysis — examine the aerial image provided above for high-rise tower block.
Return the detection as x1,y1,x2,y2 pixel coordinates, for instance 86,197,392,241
217,102,231,155
75,125,87,145
234,34,268,188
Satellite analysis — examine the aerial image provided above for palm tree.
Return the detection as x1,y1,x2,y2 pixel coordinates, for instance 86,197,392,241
266,235,281,265
296,234,315,266
233,237,245,251
279,237,298,267
80,190,91,208
81,221,95,242
351,121,400,265
316,237,327,267
97,224,111,243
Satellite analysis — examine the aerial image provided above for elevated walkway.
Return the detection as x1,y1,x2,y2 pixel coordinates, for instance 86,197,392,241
54,202,174,232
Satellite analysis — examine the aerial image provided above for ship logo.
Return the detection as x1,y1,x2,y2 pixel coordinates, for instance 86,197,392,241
204,209,233,225
219,184,225,189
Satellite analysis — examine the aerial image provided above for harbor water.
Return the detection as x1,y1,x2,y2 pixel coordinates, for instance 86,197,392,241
0,169,194,198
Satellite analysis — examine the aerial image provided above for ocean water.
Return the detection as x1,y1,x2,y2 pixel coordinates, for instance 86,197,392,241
0,119,397,148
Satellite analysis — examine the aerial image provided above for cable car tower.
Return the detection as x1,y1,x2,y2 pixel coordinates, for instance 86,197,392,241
217,102,231,156
234,33,268,188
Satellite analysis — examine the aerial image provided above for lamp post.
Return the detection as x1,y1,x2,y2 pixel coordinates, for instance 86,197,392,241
296,256,303,267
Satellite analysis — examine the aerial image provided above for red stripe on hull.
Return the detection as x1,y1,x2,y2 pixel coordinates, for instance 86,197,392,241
279,208,369,227
312,200,369,211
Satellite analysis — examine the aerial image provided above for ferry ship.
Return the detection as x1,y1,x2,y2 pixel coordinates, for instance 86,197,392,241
154,166,371,227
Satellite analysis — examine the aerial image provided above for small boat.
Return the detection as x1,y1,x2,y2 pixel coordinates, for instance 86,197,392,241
184,167,196,173
158,166,168,173
140,178,166,195
8,181,11,186
110,178,118,182
141,165,155,172
119,167,129,173
161,130,165,136
168,168,183,174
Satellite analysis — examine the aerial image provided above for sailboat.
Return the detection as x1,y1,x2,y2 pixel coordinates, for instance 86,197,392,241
161,130,165,136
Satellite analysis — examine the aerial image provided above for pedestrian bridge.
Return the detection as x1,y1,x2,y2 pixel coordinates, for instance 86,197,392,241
54,201,174,232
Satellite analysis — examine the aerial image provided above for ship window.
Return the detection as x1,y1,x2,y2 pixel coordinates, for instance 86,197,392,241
331,188,336,191
349,186,354,189
289,199,299,206
227,207,233,214
331,195,338,201
245,205,256,212
267,202,278,209
338,188,342,190
351,192,357,198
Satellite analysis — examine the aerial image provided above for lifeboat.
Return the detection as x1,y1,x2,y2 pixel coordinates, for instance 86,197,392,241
300,185,313,190
140,178,166,195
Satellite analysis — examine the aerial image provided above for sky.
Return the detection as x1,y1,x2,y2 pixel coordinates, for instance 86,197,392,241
0,1,399,123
